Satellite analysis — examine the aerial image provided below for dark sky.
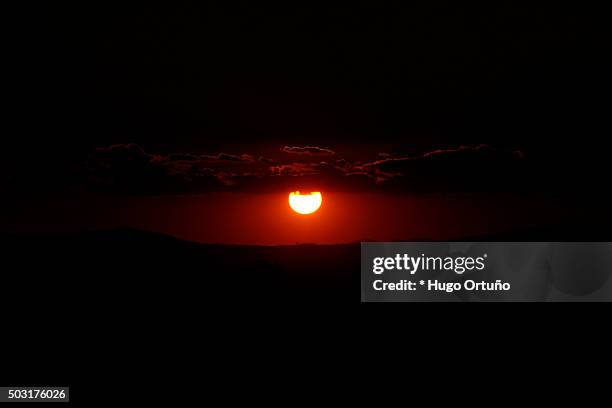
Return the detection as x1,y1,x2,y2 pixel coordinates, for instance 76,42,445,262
8,3,601,153
3,2,610,242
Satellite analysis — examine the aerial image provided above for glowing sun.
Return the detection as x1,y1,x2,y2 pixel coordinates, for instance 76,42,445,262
289,191,322,215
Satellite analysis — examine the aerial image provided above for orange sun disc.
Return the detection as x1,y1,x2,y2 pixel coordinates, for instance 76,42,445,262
288,191,322,215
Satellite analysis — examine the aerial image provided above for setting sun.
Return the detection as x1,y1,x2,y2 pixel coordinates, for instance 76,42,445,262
289,191,322,215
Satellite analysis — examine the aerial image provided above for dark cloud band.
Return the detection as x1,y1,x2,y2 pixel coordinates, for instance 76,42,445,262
281,146,336,156
85,143,528,195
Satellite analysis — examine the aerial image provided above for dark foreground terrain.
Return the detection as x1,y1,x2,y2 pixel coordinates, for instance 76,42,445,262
2,229,361,396
4,225,611,309
2,227,610,402
2,229,362,311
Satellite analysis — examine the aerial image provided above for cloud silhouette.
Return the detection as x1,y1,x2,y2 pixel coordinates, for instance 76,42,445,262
258,156,275,163
360,145,528,191
87,144,251,193
281,146,335,156
86,143,529,194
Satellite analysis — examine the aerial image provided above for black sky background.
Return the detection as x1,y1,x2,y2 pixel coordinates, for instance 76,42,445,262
4,3,612,390
4,2,610,197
